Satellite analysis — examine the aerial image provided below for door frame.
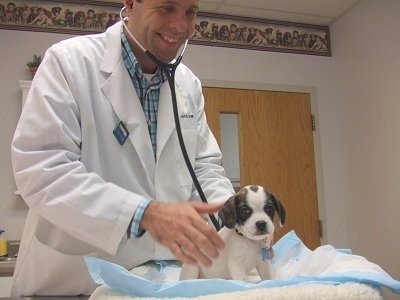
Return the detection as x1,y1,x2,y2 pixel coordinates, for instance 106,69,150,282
201,79,327,245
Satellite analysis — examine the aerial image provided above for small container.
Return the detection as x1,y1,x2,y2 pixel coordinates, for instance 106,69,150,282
0,229,8,257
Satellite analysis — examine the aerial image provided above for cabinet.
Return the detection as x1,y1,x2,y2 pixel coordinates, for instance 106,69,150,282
18,80,32,107
15,80,32,196
0,276,13,297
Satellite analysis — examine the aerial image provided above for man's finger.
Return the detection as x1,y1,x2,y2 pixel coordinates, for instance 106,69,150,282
192,202,225,214
169,242,196,265
174,234,214,266
193,217,225,250
186,226,220,259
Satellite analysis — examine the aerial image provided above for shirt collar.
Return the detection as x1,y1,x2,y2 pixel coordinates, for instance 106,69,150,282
120,27,166,84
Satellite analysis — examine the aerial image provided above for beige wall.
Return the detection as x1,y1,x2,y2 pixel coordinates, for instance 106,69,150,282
0,0,399,297
329,1,400,298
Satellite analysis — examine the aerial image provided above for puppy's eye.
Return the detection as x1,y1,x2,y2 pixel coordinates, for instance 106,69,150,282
239,205,252,218
265,204,274,215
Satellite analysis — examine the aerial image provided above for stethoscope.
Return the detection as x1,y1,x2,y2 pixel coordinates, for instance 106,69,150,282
120,7,221,230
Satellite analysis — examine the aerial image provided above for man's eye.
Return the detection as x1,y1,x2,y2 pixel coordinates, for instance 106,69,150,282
161,5,175,13
187,8,198,16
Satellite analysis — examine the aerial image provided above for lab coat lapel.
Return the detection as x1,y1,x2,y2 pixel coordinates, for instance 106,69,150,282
157,75,193,161
100,23,155,181
102,70,155,179
156,82,174,160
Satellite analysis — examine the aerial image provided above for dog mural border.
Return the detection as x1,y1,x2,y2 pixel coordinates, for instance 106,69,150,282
193,12,331,57
0,0,122,35
0,0,331,57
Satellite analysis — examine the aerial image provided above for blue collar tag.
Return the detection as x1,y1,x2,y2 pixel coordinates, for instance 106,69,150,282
262,247,270,261
113,121,129,145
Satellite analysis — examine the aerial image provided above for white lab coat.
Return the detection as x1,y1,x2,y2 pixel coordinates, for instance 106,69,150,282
11,21,234,296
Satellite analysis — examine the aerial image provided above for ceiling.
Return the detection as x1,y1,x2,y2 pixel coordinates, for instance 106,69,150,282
104,0,362,25
199,0,362,25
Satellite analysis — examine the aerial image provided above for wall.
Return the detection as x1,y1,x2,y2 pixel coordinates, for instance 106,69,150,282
0,0,399,297
329,1,400,298
0,30,75,239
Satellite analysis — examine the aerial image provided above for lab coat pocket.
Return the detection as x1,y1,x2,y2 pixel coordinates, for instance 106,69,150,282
173,129,197,187
35,217,95,255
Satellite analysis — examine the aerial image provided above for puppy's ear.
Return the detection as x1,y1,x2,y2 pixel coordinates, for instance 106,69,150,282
218,195,237,229
271,194,286,227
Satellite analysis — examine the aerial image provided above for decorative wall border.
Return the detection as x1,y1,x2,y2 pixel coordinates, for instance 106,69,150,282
194,12,331,56
0,0,331,56
0,0,122,34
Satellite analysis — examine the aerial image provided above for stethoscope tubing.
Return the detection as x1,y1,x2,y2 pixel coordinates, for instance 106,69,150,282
120,7,221,230
161,66,221,231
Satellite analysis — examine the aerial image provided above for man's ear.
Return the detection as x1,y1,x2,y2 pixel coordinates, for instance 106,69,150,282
218,195,237,229
123,0,134,9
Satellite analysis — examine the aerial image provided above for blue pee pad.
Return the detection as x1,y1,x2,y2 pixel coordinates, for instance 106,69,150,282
85,231,400,298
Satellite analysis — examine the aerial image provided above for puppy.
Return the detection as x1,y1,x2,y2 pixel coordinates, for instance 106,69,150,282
179,185,286,282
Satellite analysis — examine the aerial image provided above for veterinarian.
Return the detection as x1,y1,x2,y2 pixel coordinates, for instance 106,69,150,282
11,0,236,296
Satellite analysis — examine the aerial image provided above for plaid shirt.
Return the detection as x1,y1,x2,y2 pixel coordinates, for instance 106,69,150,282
121,29,166,160
121,29,166,237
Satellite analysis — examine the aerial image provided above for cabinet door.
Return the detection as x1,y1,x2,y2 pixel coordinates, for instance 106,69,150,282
0,276,13,297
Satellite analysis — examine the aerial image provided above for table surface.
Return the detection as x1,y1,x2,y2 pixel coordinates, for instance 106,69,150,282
0,297,89,299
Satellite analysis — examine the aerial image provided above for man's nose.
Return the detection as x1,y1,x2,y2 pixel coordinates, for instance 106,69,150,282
168,13,192,34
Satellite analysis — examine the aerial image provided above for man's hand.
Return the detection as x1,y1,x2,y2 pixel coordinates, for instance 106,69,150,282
140,201,225,267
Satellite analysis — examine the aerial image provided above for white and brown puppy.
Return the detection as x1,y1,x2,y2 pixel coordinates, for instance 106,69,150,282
179,185,286,282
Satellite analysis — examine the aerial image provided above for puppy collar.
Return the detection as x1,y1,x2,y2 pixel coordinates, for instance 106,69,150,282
235,228,271,261
261,238,271,261
235,228,244,236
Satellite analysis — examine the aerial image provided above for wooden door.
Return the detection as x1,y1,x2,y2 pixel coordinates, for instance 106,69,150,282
203,87,320,249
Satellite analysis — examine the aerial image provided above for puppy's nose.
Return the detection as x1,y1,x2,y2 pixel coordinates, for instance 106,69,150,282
256,221,267,231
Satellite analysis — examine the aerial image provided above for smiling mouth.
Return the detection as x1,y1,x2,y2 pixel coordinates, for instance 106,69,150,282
160,33,180,45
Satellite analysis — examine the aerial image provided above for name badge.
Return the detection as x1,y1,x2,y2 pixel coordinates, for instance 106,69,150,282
113,121,129,145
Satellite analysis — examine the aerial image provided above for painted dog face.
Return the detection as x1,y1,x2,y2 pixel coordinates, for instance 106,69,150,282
218,185,286,241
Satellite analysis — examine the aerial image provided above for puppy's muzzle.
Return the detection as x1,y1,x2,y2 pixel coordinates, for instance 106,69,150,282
256,220,268,234
256,220,267,230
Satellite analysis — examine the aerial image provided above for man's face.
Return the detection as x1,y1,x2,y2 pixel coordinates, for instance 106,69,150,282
126,0,199,63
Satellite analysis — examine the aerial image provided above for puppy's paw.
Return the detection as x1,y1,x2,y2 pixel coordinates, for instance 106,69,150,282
244,275,261,283
257,261,275,280
179,264,200,280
